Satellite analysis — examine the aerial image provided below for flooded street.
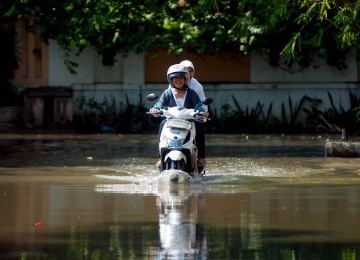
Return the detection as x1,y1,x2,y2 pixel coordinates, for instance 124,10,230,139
1,133,360,259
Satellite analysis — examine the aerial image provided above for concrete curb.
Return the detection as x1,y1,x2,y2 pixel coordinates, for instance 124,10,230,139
325,141,360,157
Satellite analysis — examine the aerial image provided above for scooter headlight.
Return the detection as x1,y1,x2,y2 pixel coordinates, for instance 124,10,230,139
168,139,182,149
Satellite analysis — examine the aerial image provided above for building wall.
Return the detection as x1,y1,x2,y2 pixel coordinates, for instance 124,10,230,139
9,19,49,88
145,49,250,83
48,42,124,86
10,39,360,120
250,52,357,83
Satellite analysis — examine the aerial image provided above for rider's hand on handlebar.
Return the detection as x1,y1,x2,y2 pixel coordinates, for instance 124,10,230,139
201,111,209,118
194,111,210,122
149,108,160,117
195,111,209,118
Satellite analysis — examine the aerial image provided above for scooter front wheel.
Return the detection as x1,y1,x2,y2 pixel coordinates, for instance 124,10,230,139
164,160,172,170
164,160,184,171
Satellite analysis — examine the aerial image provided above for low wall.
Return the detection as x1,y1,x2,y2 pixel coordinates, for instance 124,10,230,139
72,82,360,120
325,141,360,157
24,87,73,128
0,106,22,127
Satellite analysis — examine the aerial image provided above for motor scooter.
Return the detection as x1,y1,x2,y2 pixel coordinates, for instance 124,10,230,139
147,93,212,176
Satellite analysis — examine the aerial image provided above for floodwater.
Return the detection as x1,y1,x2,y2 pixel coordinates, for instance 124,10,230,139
1,133,360,259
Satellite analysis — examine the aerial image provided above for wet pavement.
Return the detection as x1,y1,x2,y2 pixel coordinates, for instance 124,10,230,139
1,133,360,259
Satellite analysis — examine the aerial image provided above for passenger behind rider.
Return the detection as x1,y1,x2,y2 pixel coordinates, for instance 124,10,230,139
179,60,208,115
179,60,208,170
149,63,206,174
168,60,208,169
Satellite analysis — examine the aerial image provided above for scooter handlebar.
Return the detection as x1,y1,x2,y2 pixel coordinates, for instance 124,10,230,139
146,108,210,122
193,111,210,122
194,115,210,123
146,109,163,117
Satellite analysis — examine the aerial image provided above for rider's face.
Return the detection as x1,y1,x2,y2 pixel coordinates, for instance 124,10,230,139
172,76,185,89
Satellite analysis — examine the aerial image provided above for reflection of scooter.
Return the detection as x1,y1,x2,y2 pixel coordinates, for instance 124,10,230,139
147,93,213,176
94,182,208,258
156,184,206,259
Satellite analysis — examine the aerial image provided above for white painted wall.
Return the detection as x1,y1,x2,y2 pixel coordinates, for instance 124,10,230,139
49,41,94,86
48,40,124,86
94,54,123,83
48,41,360,119
250,51,357,83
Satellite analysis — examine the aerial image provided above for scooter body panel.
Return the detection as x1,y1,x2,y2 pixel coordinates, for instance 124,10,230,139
159,118,197,174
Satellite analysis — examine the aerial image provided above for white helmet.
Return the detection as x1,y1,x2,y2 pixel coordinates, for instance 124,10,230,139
180,60,195,71
167,64,190,87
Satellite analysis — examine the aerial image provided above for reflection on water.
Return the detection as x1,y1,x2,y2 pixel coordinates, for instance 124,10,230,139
1,134,360,259
156,185,206,259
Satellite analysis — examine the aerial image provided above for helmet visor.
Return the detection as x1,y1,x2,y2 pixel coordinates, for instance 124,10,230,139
169,72,187,79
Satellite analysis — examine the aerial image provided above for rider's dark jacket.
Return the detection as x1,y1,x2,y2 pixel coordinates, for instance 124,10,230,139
153,87,205,112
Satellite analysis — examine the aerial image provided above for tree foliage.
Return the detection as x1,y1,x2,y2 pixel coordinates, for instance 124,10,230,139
2,0,359,70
